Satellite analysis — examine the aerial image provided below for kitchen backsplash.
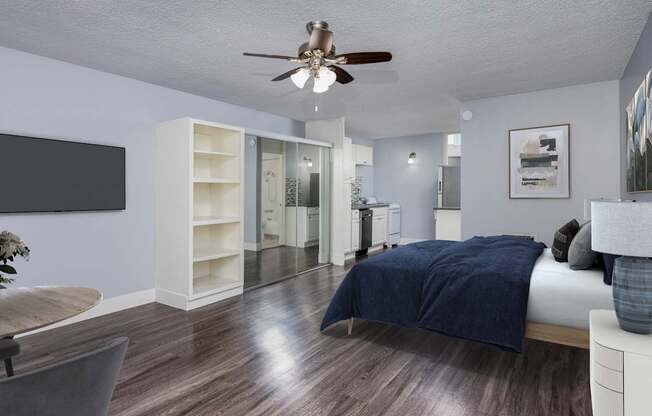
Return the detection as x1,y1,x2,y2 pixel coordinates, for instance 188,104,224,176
285,177,311,206
286,177,297,206
351,177,363,205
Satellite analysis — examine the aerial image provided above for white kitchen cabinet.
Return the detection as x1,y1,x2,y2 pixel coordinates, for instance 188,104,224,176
352,223,360,251
307,209,320,241
285,206,319,248
353,144,373,166
351,209,360,251
371,207,388,246
434,209,461,241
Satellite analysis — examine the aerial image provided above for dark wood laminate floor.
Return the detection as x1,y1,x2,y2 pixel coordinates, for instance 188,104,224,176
15,263,592,416
244,245,325,289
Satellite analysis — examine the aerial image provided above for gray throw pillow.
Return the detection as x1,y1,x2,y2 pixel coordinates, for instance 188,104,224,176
568,221,598,270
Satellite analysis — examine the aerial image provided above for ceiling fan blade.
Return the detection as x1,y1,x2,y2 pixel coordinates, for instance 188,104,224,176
271,67,303,81
336,52,392,65
243,52,296,60
329,65,354,84
308,28,333,54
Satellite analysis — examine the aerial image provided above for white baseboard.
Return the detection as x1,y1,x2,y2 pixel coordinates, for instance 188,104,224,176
368,245,384,254
399,237,426,245
331,253,345,266
18,288,156,337
156,287,243,311
155,288,187,310
244,241,262,251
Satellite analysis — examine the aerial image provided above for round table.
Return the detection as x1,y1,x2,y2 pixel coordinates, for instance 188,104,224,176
0,286,102,338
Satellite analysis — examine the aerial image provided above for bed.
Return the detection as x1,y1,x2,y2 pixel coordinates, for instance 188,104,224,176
525,248,612,347
321,236,612,352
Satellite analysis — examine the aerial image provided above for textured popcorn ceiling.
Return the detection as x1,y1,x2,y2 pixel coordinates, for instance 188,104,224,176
0,1,650,138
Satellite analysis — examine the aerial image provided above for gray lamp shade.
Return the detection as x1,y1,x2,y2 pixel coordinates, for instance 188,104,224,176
591,201,652,257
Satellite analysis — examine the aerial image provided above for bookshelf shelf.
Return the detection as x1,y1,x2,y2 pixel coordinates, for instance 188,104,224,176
192,216,240,226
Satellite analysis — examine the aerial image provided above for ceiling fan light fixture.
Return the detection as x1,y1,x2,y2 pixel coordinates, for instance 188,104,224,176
319,67,337,87
313,76,330,94
313,67,336,93
290,68,310,88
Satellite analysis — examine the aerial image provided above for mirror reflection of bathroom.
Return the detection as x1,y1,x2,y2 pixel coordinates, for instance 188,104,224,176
244,135,330,290
261,149,284,250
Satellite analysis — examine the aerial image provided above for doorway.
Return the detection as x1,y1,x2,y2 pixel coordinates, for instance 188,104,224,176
261,153,284,249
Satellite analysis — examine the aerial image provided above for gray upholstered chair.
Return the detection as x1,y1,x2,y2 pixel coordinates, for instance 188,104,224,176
0,337,20,376
0,337,128,416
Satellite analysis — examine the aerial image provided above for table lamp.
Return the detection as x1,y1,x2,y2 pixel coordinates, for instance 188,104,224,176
592,201,652,334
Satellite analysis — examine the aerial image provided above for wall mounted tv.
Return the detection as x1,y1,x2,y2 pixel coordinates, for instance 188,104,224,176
0,134,126,213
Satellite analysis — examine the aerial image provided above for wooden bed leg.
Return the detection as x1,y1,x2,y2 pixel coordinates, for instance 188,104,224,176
347,318,353,335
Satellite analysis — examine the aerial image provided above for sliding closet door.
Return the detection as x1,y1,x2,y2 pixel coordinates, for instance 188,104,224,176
244,137,299,289
243,137,331,290
295,142,330,274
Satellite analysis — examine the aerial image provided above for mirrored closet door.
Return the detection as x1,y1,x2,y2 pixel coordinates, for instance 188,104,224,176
294,142,331,274
243,135,331,290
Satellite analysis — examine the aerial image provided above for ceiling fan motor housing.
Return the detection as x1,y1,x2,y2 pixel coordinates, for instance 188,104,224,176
306,20,329,33
298,42,336,58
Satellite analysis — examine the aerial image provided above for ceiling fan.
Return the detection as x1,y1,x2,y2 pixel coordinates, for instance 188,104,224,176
243,21,392,94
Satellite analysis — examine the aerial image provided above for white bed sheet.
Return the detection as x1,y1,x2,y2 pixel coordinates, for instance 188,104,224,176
526,248,613,330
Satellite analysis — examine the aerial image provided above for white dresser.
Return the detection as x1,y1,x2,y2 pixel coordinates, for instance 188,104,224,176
590,310,652,416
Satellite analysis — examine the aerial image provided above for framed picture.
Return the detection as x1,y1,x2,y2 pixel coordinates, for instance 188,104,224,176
626,68,651,193
509,124,570,199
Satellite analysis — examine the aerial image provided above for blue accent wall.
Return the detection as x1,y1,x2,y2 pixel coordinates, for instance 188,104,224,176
371,133,444,240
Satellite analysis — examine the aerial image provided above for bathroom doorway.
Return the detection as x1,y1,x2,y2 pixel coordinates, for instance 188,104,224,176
261,152,284,249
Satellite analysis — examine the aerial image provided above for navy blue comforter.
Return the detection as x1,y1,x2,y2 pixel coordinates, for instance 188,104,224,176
320,236,545,352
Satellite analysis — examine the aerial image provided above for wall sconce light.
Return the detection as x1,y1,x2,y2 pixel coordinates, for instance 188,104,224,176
303,156,313,167
462,110,473,121
408,152,417,164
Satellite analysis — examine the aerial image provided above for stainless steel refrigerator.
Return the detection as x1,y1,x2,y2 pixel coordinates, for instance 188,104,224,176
437,165,461,208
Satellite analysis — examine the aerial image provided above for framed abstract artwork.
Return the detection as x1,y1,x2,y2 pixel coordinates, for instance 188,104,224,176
509,124,570,199
626,68,651,193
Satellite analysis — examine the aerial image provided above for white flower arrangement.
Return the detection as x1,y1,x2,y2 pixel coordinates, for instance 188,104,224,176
0,231,30,285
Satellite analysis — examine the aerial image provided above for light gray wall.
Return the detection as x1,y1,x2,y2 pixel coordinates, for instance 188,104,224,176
620,12,652,201
0,46,303,298
373,133,444,240
460,80,621,245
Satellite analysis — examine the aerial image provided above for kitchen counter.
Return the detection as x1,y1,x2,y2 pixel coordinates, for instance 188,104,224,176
352,203,390,210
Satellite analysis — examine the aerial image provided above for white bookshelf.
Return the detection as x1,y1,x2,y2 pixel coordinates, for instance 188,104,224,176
156,118,244,310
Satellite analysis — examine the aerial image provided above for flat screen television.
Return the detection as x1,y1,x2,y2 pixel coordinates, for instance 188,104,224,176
0,134,126,213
